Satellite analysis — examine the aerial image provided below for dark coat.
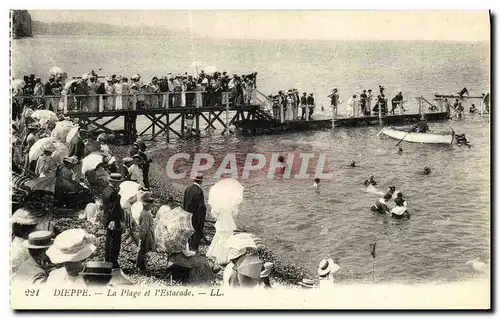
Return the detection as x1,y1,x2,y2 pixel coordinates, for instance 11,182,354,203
183,184,207,231
139,209,156,253
101,185,124,231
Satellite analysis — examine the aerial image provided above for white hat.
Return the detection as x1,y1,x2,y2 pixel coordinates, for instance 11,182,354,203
46,229,96,264
12,208,47,225
81,73,89,80
227,233,257,261
317,258,340,276
42,141,56,153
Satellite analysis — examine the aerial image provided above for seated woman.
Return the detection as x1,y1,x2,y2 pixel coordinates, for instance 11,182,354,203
391,193,410,219
370,193,392,215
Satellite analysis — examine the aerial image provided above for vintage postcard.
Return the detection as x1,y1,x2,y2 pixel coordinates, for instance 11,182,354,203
9,9,490,310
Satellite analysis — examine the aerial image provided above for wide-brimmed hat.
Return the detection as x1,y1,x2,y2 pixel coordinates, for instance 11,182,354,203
22,230,54,249
236,254,263,280
227,233,257,261
63,156,79,164
80,261,113,276
109,173,124,183
260,262,274,278
317,258,340,276
46,229,96,264
27,123,40,130
298,278,315,288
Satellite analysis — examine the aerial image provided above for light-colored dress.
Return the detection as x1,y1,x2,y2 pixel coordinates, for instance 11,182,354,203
104,82,115,111
11,237,30,274
207,208,237,265
114,82,123,110
11,256,47,284
87,82,99,112
46,267,86,287
121,82,130,110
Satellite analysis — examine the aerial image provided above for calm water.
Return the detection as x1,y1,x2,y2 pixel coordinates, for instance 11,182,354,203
12,36,490,283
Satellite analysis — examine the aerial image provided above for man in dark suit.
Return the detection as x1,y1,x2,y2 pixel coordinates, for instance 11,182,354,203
101,173,125,269
136,141,152,190
183,174,207,252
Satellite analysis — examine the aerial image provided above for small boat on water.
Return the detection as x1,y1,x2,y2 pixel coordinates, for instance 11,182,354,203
380,127,454,144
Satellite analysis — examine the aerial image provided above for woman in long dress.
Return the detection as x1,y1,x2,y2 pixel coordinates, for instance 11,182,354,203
114,80,123,110
104,78,115,111
87,77,99,112
121,77,130,110
207,207,238,265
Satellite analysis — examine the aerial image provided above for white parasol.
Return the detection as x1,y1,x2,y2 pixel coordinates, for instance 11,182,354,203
28,137,67,163
50,120,75,142
204,66,218,74
81,153,104,174
208,178,244,216
49,66,63,75
12,79,26,90
64,79,77,90
31,110,58,126
156,207,195,255
119,181,142,202
131,201,143,224
65,126,80,145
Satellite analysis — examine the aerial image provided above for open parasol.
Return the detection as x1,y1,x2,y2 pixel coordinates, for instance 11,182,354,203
208,178,244,216
12,79,26,90
49,66,63,75
51,120,75,142
204,66,218,74
156,207,195,255
226,233,258,261
65,126,80,145
119,181,142,202
28,137,67,163
81,153,104,174
31,110,58,126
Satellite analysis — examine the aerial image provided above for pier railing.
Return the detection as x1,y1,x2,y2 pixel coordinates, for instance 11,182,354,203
12,90,259,113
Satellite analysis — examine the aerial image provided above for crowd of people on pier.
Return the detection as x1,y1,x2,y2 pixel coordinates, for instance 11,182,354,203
12,70,259,120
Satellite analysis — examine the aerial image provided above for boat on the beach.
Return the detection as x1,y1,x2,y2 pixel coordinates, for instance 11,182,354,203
380,127,454,144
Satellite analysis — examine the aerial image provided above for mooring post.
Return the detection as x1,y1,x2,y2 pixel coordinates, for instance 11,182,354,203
331,104,335,128
166,93,170,143
225,92,230,135
195,91,200,136
480,99,484,117
98,95,104,112
63,95,68,114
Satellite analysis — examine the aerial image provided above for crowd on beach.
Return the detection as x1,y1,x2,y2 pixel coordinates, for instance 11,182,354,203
12,70,258,119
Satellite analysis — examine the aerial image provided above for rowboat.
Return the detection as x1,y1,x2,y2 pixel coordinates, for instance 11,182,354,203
380,127,454,144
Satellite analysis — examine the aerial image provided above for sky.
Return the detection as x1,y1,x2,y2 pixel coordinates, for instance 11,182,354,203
29,10,490,41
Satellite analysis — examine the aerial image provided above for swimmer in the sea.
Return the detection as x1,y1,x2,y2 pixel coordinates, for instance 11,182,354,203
349,160,356,168
423,166,431,175
397,147,403,154
363,175,377,187
391,192,410,219
370,193,391,215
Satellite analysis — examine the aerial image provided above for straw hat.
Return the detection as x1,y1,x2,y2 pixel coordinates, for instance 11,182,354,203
80,261,113,276
12,208,47,225
298,278,315,288
260,262,274,278
236,255,263,280
227,233,257,261
63,156,79,165
46,229,96,264
22,230,54,249
109,173,124,183
317,258,340,276
27,123,40,130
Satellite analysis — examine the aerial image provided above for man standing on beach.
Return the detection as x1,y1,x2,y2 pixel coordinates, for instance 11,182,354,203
306,93,315,120
102,173,125,270
183,174,207,252
300,92,307,120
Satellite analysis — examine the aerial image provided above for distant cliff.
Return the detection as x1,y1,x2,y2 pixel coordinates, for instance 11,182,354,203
12,10,33,38
32,20,189,38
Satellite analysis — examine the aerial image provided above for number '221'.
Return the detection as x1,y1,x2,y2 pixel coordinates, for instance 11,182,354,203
25,289,39,297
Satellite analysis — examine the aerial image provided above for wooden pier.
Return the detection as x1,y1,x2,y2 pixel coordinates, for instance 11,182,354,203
14,90,481,144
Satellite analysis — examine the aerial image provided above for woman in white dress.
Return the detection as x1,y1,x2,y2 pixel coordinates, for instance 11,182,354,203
87,76,99,112
104,77,115,111
121,77,130,110
114,78,123,110
207,207,238,265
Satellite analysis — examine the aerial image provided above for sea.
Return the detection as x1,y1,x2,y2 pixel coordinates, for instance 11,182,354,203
12,36,490,284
